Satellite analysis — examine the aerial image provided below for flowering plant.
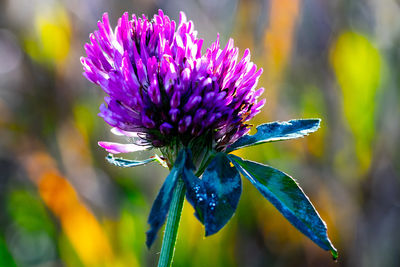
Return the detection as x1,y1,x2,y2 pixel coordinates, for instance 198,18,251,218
81,10,337,266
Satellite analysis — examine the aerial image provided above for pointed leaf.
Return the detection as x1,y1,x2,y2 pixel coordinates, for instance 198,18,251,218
146,149,187,248
106,154,156,168
226,119,321,152
182,153,242,236
228,154,337,258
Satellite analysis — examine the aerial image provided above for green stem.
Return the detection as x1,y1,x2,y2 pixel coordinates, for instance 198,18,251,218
158,179,186,267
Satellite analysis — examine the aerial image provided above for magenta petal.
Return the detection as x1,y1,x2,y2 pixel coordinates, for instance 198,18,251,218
110,127,139,137
98,141,151,154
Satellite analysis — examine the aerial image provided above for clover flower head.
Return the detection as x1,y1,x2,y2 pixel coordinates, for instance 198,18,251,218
81,10,265,154
81,9,337,262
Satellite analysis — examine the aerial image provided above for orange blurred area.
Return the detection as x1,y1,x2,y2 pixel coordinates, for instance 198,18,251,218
22,149,116,266
263,0,301,115
264,0,300,76
39,172,113,266
1,0,400,267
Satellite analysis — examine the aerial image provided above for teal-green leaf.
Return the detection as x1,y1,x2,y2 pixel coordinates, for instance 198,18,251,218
228,154,337,258
106,154,156,167
182,153,241,236
146,149,187,248
226,119,321,153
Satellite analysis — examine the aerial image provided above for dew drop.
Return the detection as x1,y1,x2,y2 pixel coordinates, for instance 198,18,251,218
193,185,200,194
208,201,216,211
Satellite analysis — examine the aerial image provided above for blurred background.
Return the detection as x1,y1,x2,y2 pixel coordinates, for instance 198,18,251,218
1,0,400,266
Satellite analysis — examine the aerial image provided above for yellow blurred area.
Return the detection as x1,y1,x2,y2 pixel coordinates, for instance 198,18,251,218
104,211,141,267
24,5,71,66
22,150,117,267
175,201,234,266
179,201,203,246
330,31,382,172
73,103,97,143
299,85,327,158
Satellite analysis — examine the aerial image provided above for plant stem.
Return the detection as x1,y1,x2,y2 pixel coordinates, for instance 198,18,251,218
158,179,186,267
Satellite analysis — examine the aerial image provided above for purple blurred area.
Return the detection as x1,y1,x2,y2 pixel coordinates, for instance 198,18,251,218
1,0,400,266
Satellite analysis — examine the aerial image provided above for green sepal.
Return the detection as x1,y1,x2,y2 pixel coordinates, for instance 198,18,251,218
106,154,156,167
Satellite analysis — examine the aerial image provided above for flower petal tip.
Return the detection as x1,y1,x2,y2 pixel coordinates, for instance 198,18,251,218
98,141,151,154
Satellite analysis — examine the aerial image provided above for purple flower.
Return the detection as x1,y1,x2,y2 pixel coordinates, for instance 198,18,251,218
81,10,336,259
81,10,265,154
